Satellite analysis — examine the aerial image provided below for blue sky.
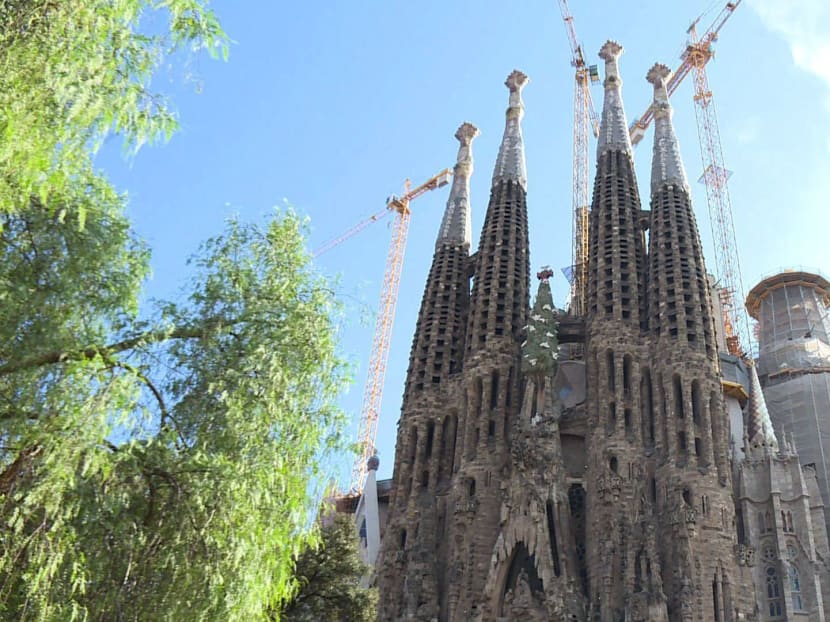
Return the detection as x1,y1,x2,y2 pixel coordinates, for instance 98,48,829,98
100,1,830,484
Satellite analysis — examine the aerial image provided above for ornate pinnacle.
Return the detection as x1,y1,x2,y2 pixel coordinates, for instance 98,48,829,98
492,70,529,191
646,63,671,88
646,63,672,119
598,40,624,87
598,40,623,60
506,69,529,91
648,61,689,194
455,121,479,145
453,122,480,177
596,41,632,155
437,122,479,248
505,69,529,118
537,267,554,282
746,363,779,453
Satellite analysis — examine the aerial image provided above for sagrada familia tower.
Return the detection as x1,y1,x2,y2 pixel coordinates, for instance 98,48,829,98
373,41,830,621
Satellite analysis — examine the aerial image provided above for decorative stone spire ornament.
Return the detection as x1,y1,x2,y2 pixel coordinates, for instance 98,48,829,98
522,267,559,376
647,63,689,195
746,363,779,452
597,41,633,155
437,122,479,249
492,70,529,190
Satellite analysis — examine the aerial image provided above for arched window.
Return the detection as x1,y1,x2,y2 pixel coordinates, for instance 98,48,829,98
788,564,803,611
766,566,783,617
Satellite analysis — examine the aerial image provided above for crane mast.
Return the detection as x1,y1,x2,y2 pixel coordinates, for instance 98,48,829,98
350,169,452,495
558,0,599,317
688,5,750,356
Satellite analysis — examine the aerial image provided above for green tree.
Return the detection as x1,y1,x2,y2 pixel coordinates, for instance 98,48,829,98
276,513,377,622
0,0,226,220
0,208,350,620
0,3,353,619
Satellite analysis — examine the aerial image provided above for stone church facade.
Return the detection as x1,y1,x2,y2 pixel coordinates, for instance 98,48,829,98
374,41,830,621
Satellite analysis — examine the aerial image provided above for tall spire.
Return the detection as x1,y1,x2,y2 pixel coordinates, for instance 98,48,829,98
746,363,779,452
647,63,689,196
597,41,633,155
585,40,646,325
492,70,528,190
436,122,479,248
465,70,530,354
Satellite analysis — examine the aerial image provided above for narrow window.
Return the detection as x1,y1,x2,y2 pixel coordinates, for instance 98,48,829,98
766,566,783,617
425,421,435,458
490,370,500,409
607,350,615,391
546,501,561,577
678,431,687,454
623,354,632,396
468,478,476,498
691,379,702,425
400,529,407,548
788,564,803,611
609,456,618,474
713,577,721,622
409,426,418,462
531,387,539,420
673,374,684,418
641,367,655,444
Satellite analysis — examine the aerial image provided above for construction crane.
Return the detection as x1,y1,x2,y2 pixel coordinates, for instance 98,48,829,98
348,168,452,495
628,0,749,356
314,208,393,258
557,0,600,317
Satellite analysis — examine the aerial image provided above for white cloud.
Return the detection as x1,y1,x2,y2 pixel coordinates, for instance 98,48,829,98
751,0,830,86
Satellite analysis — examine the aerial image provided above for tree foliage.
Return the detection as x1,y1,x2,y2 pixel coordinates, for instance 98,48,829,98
0,2,353,619
0,0,227,220
276,513,377,622
0,209,350,620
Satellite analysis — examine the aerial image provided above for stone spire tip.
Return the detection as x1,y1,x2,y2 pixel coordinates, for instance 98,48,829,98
437,122,477,248
596,40,632,154
598,40,624,61
646,62,672,87
648,60,688,194
455,122,480,146
505,69,529,94
492,70,528,190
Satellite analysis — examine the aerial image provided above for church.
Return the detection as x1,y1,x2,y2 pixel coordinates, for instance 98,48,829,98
372,40,830,621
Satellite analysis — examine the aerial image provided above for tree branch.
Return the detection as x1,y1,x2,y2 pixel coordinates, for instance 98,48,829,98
0,318,237,377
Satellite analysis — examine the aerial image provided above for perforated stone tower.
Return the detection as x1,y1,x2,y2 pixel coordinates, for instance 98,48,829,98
642,61,754,622
582,42,658,619
374,42,830,622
